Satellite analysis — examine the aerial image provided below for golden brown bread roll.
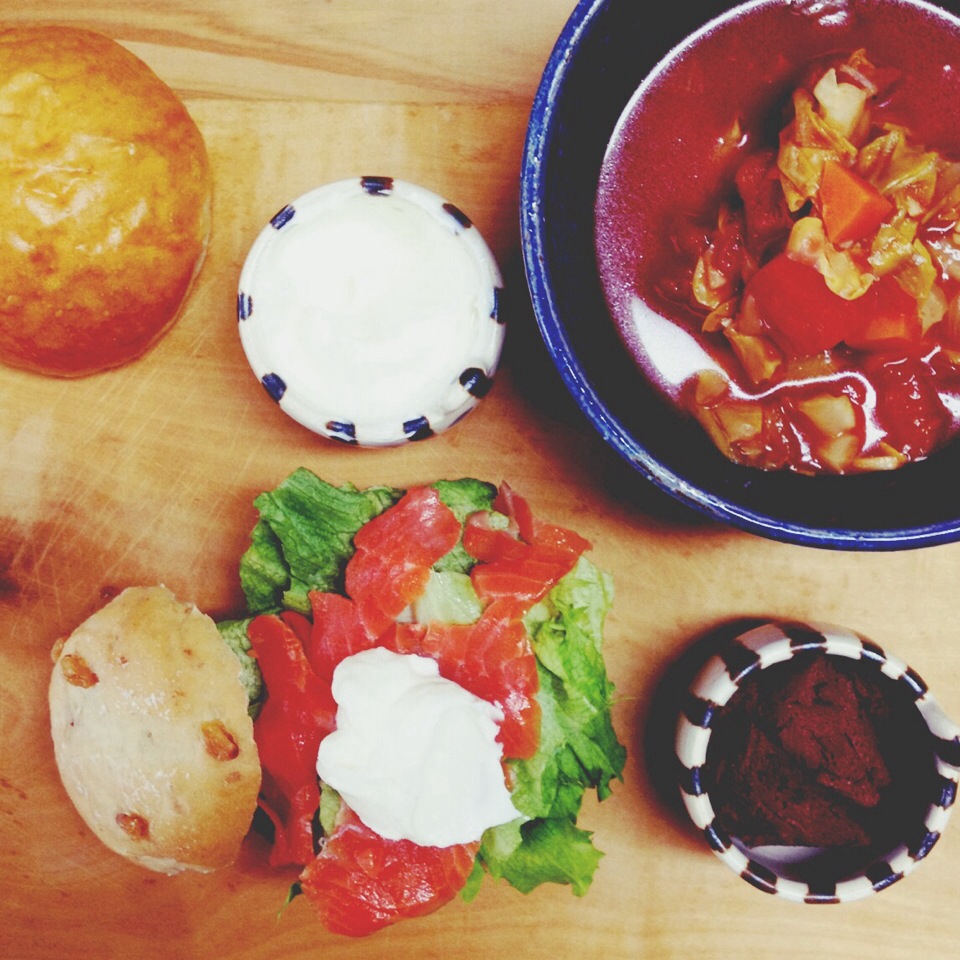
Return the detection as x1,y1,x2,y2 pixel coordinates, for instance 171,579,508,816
0,25,211,376
49,586,261,875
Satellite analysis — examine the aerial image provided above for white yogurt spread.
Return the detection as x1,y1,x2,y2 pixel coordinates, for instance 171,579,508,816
237,178,504,446
315,647,519,847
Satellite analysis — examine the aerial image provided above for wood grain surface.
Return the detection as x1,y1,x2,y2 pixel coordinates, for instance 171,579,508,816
4,2,960,958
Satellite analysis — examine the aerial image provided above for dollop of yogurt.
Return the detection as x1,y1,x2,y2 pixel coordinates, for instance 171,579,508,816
316,647,519,847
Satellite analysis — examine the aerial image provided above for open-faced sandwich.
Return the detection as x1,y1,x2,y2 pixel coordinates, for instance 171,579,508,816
49,469,626,936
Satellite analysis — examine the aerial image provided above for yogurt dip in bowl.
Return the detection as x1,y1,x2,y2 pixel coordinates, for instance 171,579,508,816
238,176,504,446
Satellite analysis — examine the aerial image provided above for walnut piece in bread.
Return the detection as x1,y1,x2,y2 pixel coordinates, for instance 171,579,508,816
0,26,211,376
49,586,261,874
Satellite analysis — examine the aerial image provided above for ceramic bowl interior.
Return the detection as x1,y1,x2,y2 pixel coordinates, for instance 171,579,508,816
521,0,960,549
674,621,960,902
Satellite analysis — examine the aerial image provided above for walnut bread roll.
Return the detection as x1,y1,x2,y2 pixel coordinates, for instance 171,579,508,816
49,586,261,875
0,26,211,376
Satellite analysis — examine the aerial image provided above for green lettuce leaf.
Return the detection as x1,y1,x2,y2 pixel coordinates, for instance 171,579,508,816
318,782,343,837
475,555,625,896
431,477,497,573
216,617,264,719
412,570,485,625
478,817,603,897
239,467,400,615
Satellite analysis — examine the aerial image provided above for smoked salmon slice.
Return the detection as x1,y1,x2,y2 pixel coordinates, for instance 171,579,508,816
493,482,592,556
464,507,588,617
299,808,479,937
307,591,371,687
248,613,337,866
345,486,461,637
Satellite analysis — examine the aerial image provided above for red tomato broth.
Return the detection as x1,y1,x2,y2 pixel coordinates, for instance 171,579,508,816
596,0,960,475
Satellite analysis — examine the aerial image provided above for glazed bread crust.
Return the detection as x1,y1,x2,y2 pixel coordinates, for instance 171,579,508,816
49,586,261,874
0,25,211,376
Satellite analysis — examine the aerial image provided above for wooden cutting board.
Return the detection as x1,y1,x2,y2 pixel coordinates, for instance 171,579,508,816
4,2,960,958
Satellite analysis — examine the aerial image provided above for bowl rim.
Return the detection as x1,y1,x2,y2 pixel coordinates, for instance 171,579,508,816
519,0,960,551
673,620,960,903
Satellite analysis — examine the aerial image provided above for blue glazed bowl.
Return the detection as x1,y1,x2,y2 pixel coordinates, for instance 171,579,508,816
520,0,960,550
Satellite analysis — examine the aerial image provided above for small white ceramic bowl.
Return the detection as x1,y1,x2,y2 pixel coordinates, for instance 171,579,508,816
238,176,504,446
675,620,960,902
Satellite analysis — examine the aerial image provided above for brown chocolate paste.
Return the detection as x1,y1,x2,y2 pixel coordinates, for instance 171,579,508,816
706,655,937,849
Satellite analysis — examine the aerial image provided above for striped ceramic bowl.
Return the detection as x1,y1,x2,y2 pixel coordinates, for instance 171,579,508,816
675,620,960,903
